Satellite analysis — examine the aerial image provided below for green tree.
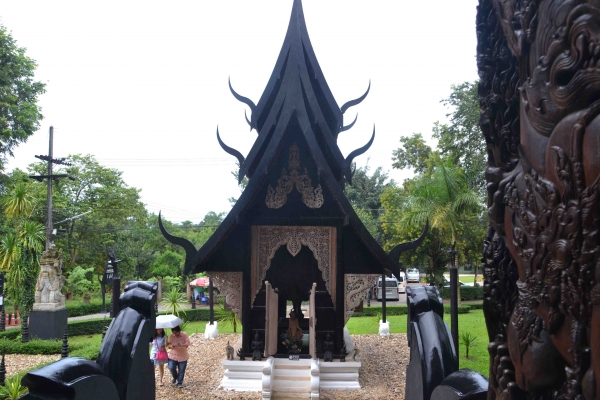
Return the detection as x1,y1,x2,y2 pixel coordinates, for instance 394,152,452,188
393,82,485,194
0,24,46,169
151,250,183,278
432,82,485,193
0,180,44,314
383,160,482,286
26,154,146,274
391,133,433,174
401,160,481,243
344,162,395,242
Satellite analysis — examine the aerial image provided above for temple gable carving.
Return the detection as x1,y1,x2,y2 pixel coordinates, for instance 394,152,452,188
251,225,336,306
265,143,324,209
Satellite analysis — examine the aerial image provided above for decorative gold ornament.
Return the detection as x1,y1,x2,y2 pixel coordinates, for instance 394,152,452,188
265,143,324,209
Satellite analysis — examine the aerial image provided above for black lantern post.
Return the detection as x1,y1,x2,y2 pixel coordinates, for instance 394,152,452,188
209,278,214,325
448,241,459,360
105,245,121,318
381,273,387,323
0,273,4,332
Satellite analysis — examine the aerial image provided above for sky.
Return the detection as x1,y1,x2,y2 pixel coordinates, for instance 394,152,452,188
1,0,479,223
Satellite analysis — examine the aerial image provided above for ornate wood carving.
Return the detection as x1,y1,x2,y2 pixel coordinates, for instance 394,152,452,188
251,226,336,306
477,0,600,398
206,271,242,323
344,274,379,325
265,143,324,209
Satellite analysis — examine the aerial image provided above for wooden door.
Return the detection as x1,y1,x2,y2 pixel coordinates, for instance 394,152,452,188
264,281,278,357
309,282,317,359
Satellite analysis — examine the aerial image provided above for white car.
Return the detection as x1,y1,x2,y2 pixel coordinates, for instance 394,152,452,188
406,268,420,283
397,273,406,293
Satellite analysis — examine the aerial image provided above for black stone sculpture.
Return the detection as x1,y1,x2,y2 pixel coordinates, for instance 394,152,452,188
340,345,348,363
323,333,334,362
251,332,263,361
20,281,157,400
405,286,490,400
236,348,246,361
405,286,459,400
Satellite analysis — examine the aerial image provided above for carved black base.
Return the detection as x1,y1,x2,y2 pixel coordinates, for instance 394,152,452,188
29,308,68,340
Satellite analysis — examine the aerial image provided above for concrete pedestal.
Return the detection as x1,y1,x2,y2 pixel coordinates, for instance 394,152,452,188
205,321,219,339
378,320,390,336
29,308,68,340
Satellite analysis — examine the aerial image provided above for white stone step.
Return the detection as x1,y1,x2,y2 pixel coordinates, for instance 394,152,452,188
274,369,311,378
272,391,311,398
272,380,311,390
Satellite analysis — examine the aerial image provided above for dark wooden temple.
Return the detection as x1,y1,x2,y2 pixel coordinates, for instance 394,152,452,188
160,0,423,358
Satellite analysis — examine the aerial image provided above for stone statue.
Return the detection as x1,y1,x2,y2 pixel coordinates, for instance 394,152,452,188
476,0,600,397
287,310,303,342
251,332,262,361
225,341,234,360
323,333,333,362
33,249,65,311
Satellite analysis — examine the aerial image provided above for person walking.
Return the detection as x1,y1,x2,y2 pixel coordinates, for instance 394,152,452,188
167,325,190,388
151,328,169,386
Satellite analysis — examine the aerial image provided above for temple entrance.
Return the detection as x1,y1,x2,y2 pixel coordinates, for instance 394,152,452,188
261,245,333,357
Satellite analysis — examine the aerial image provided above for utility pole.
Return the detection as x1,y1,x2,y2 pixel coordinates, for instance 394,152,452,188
29,126,75,249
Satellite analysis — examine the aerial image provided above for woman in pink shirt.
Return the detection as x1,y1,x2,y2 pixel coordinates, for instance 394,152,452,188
167,325,190,387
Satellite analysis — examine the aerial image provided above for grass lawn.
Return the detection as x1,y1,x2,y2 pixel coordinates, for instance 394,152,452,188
346,310,489,376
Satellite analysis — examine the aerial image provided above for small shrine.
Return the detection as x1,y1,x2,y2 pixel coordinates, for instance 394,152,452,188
161,0,423,396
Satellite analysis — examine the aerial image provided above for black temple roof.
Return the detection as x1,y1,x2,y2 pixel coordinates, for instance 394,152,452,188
240,0,348,183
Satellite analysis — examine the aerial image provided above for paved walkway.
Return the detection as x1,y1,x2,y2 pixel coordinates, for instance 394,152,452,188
3,302,204,329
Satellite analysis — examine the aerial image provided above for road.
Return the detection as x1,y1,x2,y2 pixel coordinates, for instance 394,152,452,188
365,282,426,306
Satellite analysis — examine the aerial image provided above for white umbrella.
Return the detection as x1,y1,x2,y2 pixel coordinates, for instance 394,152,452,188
156,314,184,329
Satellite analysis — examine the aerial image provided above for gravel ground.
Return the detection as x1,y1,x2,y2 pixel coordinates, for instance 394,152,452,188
156,333,408,399
6,354,61,377
7,333,409,399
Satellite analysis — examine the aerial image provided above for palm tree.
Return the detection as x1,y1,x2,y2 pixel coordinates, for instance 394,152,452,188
161,288,186,317
400,159,483,287
402,160,482,240
0,182,44,314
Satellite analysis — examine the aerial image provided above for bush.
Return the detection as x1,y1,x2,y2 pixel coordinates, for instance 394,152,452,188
0,329,21,341
440,286,483,301
446,305,472,314
0,339,62,355
66,299,111,318
178,308,211,322
352,306,408,317
67,318,112,337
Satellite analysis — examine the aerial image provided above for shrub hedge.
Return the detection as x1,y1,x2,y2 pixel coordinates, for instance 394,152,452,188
0,329,21,341
65,308,212,337
440,286,484,301
67,318,112,337
66,300,111,318
0,339,63,355
352,305,472,317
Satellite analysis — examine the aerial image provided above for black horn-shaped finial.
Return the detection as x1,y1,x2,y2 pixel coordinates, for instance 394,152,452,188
244,109,253,132
343,126,375,184
217,127,245,165
229,77,256,130
158,212,198,274
340,113,358,133
388,220,429,265
340,80,370,114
